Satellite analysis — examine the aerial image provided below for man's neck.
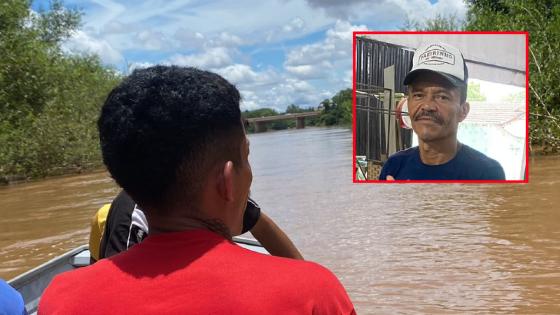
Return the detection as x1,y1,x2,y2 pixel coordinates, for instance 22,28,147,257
417,138,461,165
147,211,232,240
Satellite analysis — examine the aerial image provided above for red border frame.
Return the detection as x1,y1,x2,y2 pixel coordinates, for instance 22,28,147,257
352,31,530,184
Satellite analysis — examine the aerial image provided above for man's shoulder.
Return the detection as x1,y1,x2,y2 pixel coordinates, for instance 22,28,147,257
247,254,354,312
45,258,117,288
39,260,114,312
239,246,340,282
379,147,419,180
458,145,505,179
460,145,501,167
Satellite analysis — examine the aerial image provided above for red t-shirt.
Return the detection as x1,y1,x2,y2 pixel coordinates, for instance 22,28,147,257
39,229,355,314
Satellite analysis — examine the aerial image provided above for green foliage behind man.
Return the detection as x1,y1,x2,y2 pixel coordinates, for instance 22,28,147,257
0,0,121,183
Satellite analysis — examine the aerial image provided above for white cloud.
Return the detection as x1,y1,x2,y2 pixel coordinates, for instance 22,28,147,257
54,0,467,113
172,31,244,52
303,0,465,27
392,0,466,25
285,61,334,79
217,64,282,90
79,0,332,49
343,69,353,86
248,75,327,109
62,30,123,65
264,16,309,44
100,20,134,34
128,61,154,72
215,64,260,85
167,47,233,69
239,89,261,111
217,65,328,110
87,0,127,30
304,0,381,19
136,30,169,50
284,20,366,81
284,78,314,93
283,17,305,33
215,32,244,47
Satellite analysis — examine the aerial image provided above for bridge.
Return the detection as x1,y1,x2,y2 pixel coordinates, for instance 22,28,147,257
246,111,321,133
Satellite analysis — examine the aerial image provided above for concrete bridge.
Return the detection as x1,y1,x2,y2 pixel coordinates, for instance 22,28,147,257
246,111,321,133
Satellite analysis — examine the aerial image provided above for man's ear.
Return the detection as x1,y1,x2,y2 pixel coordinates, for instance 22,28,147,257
217,161,235,202
458,101,470,122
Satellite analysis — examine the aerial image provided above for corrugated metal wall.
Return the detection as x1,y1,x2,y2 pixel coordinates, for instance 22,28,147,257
355,37,414,161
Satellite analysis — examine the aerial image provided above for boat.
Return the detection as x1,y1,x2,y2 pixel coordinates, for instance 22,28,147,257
8,237,267,315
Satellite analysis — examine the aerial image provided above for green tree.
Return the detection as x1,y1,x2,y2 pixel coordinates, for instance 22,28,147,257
243,108,279,118
286,104,304,113
319,88,352,126
35,0,81,45
467,82,487,102
0,0,121,182
402,13,464,31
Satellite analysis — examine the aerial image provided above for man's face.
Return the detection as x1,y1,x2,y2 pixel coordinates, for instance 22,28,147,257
407,72,467,143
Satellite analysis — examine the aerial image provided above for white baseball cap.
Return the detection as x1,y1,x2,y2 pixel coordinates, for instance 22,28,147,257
403,42,468,87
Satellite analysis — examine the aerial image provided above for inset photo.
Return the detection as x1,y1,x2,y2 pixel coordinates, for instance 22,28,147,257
353,32,528,183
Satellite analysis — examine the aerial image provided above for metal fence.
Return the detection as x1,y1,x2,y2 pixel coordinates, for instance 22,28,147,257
355,83,390,162
355,37,414,163
356,37,415,93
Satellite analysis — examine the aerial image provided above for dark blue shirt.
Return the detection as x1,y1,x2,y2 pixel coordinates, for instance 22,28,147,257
379,144,505,180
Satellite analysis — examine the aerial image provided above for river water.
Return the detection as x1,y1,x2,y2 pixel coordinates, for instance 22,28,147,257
1,127,559,314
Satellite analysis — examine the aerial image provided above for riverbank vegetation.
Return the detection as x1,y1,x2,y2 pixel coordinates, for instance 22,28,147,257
405,0,560,154
0,0,121,183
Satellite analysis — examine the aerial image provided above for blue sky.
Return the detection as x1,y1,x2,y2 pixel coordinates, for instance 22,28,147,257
32,0,467,111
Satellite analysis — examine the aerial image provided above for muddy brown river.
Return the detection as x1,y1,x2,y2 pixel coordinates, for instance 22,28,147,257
1,127,559,314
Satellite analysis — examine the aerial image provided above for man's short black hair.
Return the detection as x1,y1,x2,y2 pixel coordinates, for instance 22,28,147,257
98,66,244,211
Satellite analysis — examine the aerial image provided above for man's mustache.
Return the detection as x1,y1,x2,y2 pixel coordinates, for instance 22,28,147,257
414,110,443,124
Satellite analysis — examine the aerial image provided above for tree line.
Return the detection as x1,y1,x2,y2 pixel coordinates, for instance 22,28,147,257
0,0,121,183
242,88,352,133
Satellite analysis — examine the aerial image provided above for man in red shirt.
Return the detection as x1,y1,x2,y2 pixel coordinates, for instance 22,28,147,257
39,66,355,314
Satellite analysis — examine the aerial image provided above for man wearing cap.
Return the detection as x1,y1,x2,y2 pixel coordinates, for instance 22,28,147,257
379,42,505,180
39,66,355,314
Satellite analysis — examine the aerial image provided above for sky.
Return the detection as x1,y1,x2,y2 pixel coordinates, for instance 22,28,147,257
32,0,468,112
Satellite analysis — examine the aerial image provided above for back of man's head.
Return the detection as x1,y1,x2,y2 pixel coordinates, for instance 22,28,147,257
98,66,244,213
